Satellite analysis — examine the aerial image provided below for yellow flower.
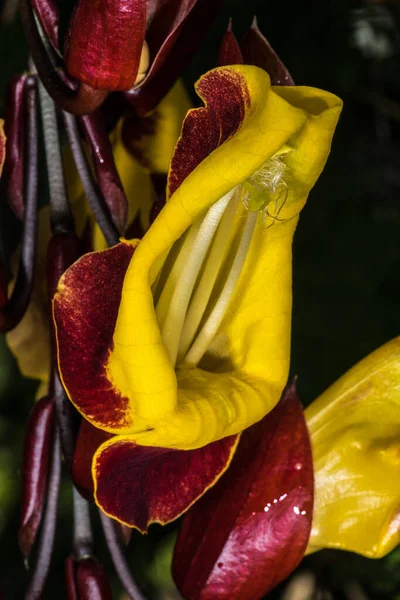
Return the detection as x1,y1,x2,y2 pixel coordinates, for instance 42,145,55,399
54,64,342,451
307,336,400,558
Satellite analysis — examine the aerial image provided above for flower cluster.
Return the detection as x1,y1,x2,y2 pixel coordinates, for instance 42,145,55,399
0,2,399,599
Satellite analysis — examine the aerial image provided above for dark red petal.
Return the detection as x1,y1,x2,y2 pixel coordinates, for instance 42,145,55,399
172,381,314,600
64,0,147,91
168,68,250,196
126,0,222,114
65,555,78,600
3,74,27,219
76,558,113,600
66,556,113,600
53,242,136,430
72,419,112,501
32,0,59,50
19,396,55,560
218,20,244,67
94,434,239,533
240,17,294,86
80,112,128,234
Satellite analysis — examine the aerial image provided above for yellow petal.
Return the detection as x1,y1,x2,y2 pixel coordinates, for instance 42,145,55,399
106,65,342,449
306,337,400,558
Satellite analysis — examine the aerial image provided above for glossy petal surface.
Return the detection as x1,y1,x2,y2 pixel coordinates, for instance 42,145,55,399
306,337,400,558
172,382,313,600
65,0,147,90
93,433,239,531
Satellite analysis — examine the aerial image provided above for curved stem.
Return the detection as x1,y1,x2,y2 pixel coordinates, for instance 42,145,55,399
99,511,147,600
20,0,107,116
38,79,74,233
72,487,93,560
53,370,77,470
25,426,61,600
0,75,39,333
63,111,120,247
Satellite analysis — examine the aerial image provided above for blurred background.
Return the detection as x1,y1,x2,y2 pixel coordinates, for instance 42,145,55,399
1,0,400,598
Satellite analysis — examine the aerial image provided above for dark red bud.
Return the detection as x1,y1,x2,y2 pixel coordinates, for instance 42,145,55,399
240,17,294,86
64,0,147,91
3,74,27,219
32,0,59,50
19,396,55,560
80,112,128,233
218,20,244,67
172,381,314,600
46,232,80,303
66,556,113,600
0,259,8,310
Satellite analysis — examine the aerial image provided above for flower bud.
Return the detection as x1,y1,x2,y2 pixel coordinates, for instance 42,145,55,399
64,0,147,91
19,396,55,560
3,75,26,219
65,556,113,600
172,383,314,600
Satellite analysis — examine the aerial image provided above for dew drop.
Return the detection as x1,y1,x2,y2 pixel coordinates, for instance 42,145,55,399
273,498,278,504
294,462,303,471
293,506,300,515
301,510,307,516
264,506,270,512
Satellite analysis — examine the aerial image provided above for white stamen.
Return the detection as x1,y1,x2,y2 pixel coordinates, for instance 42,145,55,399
182,209,257,368
159,189,237,366
177,192,240,361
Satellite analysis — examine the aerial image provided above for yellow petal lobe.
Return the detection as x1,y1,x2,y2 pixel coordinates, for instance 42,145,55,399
306,337,400,558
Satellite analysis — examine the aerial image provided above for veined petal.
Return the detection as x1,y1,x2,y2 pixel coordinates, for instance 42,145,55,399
92,433,239,532
105,66,341,448
306,337,400,558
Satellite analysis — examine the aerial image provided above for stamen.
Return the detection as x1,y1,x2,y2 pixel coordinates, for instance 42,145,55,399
182,210,258,368
159,188,237,366
177,193,239,361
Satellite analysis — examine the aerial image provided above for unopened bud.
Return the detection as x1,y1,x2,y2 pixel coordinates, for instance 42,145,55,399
66,556,113,600
65,0,147,91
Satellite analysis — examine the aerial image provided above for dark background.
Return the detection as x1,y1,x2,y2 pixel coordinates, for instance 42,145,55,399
1,0,400,598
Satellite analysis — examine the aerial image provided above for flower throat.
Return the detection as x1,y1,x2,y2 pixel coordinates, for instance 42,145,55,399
153,153,290,370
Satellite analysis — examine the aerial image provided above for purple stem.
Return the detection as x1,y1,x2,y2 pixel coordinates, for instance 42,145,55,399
99,511,148,600
63,111,120,247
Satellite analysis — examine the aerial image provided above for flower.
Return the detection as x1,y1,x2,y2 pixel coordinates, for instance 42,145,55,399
54,64,342,454
52,64,341,532
172,337,400,600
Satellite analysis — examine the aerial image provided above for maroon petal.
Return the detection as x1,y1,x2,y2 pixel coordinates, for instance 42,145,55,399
218,21,244,67
53,242,137,431
19,396,55,560
72,419,112,501
65,0,147,91
3,74,27,219
93,434,239,532
126,0,222,114
66,556,113,600
172,381,314,600
240,17,294,86
168,68,250,196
